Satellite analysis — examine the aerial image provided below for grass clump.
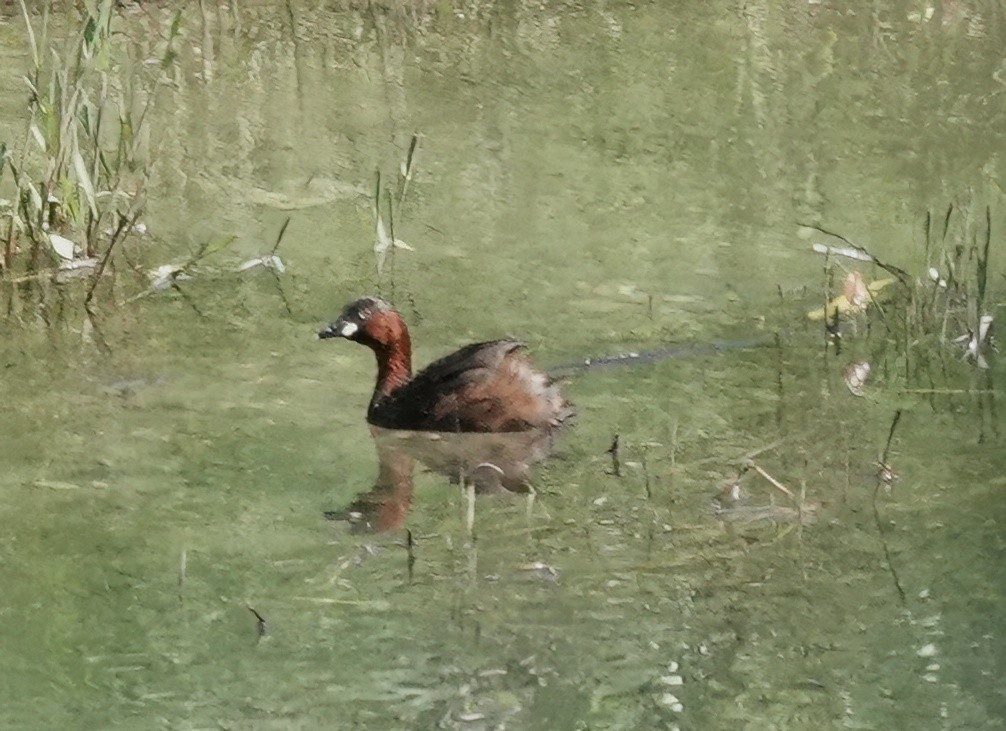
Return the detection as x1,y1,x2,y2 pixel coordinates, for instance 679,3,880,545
0,0,181,335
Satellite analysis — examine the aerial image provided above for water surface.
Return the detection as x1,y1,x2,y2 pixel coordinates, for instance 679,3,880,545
1,1,1004,728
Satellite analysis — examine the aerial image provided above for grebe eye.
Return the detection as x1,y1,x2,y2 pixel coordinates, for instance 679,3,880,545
339,321,359,337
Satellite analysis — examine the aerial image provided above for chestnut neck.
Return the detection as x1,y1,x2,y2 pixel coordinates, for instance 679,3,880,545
363,310,413,399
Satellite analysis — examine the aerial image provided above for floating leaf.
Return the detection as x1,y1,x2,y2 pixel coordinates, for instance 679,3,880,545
842,360,870,396
48,233,76,260
237,255,286,274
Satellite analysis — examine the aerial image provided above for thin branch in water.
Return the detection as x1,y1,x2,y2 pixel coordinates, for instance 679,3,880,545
171,280,205,317
247,606,267,638
83,309,112,356
642,452,652,500
976,205,991,314
605,433,621,477
872,409,906,607
880,408,903,466
271,216,291,256
177,548,187,605
399,133,419,205
406,528,415,582
923,209,932,269
799,221,911,285
84,211,134,311
774,330,785,427
941,202,954,243
271,272,294,316
269,217,293,316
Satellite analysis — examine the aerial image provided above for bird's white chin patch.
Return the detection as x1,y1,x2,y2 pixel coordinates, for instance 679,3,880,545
339,322,359,337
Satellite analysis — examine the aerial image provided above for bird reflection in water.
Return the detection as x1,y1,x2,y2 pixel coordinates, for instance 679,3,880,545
325,426,562,532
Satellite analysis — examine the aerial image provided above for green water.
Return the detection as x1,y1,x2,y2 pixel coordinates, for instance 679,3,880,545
1,1,1004,729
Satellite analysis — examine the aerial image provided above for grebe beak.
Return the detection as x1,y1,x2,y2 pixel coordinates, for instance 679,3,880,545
318,319,358,339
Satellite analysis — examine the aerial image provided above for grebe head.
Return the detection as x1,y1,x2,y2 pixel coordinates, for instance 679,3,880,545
317,295,392,341
320,296,413,395
318,296,407,349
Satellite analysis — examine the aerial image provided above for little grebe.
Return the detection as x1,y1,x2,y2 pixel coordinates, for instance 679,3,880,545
318,296,573,432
